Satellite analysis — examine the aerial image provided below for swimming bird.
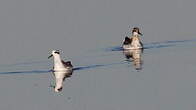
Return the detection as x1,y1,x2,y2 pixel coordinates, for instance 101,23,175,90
48,50,73,92
48,50,73,72
123,27,143,50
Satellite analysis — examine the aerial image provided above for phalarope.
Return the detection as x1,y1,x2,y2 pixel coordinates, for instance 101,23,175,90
48,50,73,92
48,50,73,72
123,27,143,50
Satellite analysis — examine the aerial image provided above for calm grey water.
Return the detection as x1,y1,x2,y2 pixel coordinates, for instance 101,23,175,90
0,0,196,110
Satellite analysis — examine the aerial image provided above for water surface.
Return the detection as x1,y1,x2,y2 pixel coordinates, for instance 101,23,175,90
0,0,196,110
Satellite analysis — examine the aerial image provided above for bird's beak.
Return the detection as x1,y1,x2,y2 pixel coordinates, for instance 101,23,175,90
48,54,53,59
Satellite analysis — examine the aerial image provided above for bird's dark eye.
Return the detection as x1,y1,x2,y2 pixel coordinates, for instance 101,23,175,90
54,51,60,54
57,87,63,91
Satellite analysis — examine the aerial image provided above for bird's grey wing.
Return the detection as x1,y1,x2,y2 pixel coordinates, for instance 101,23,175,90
61,60,73,67
123,36,132,45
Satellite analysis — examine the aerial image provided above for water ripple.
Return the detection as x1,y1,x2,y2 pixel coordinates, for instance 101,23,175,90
1,39,195,75
0,70,51,75
106,39,196,51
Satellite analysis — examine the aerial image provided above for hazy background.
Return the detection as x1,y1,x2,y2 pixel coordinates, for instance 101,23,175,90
0,0,196,110
1,0,196,64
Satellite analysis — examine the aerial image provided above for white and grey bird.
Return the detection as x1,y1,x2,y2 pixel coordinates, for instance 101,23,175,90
123,27,143,50
48,50,73,72
48,50,73,92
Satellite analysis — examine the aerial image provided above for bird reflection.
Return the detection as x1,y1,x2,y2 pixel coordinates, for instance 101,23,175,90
52,69,73,92
123,49,143,70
